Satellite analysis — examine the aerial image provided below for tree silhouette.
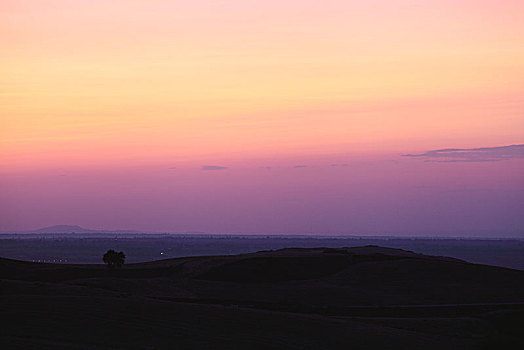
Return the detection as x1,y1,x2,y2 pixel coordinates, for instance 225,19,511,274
103,249,126,268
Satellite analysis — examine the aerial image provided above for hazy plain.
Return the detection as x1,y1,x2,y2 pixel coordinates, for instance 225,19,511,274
1,234,523,269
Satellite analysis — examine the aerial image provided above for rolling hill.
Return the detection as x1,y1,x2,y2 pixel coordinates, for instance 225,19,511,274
1,246,523,349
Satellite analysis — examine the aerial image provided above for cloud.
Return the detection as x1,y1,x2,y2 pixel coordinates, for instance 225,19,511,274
293,165,307,168
167,167,177,170
202,165,228,171
444,188,494,193
402,144,524,162
330,163,349,167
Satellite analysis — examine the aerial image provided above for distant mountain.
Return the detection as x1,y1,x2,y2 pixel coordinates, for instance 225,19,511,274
34,225,99,233
25,225,143,234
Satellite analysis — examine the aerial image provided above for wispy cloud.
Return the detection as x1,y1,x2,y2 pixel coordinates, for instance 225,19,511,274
330,163,348,167
293,165,307,168
402,144,524,162
202,165,228,171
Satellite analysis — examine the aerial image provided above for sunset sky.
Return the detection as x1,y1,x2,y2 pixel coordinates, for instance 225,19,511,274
1,1,523,235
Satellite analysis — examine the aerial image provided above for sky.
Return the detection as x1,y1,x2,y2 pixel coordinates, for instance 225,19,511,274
1,0,523,236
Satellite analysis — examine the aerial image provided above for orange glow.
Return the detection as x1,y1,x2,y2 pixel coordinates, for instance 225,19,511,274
1,1,524,170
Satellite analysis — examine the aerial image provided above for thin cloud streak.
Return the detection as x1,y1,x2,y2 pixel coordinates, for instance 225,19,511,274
403,144,524,162
202,165,228,171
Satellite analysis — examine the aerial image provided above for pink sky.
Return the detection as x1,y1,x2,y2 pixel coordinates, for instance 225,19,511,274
1,1,523,235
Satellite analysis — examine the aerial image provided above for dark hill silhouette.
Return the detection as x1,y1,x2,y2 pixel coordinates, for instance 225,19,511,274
1,246,523,349
33,225,98,233
20,225,140,234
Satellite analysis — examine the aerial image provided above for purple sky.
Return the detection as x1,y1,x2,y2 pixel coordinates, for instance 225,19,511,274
1,147,523,237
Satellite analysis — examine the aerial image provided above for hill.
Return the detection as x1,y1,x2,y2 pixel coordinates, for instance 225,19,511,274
1,246,523,349
33,225,99,233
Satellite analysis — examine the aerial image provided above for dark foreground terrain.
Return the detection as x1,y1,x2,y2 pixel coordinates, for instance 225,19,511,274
1,246,524,349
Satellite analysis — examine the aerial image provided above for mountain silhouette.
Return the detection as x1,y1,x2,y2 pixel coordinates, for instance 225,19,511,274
34,225,98,233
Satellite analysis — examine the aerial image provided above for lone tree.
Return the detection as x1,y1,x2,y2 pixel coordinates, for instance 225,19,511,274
103,249,126,268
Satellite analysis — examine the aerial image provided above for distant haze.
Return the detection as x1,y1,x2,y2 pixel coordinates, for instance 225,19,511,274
2,151,523,237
